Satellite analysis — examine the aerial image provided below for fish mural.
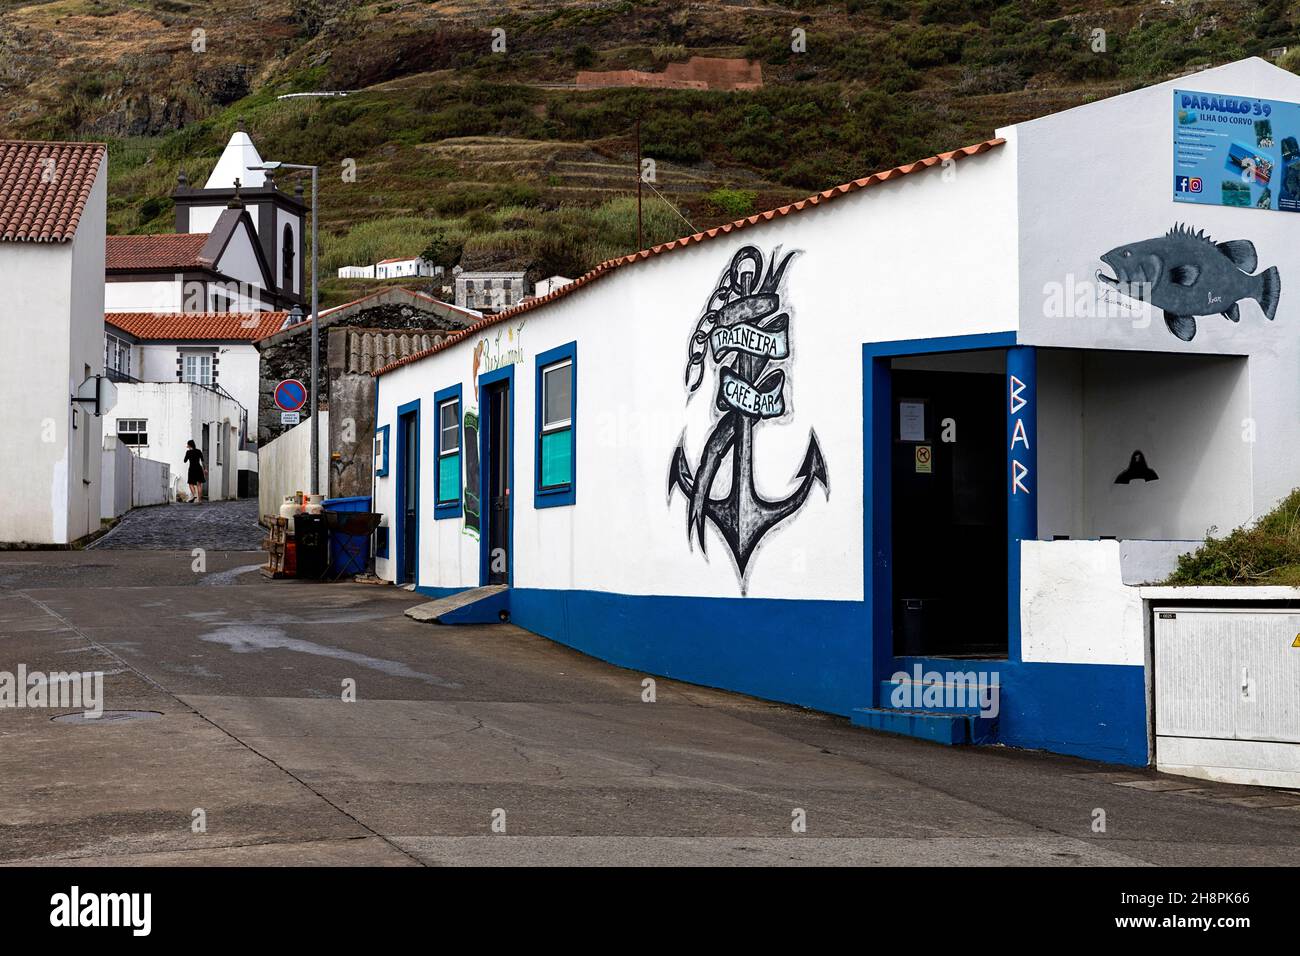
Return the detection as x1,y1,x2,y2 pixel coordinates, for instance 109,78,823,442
1096,224,1281,342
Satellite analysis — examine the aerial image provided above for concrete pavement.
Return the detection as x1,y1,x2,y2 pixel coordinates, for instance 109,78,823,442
3,547,1300,866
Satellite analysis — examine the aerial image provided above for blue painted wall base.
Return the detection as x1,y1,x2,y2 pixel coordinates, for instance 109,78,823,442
511,587,871,717
506,587,1148,766
437,588,511,625
851,708,998,746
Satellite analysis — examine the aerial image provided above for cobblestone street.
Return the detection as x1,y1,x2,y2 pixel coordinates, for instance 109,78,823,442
92,498,263,551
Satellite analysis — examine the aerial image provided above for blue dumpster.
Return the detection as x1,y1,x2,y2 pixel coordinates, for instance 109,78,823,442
322,496,374,577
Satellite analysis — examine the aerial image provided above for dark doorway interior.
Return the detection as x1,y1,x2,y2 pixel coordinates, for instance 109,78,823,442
399,409,418,584
200,425,211,503
891,369,1007,658
483,380,511,585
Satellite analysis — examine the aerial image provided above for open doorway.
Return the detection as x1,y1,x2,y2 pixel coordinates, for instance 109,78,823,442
890,356,1007,659
396,402,419,585
480,375,512,586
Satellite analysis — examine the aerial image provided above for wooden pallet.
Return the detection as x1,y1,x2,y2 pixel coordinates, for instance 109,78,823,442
261,516,294,578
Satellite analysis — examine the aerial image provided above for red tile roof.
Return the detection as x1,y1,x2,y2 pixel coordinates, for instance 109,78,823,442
106,311,288,341
106,233,211,271
374,138,1005,376
0,140,106,243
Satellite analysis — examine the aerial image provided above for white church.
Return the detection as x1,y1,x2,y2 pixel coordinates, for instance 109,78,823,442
104,124,307,500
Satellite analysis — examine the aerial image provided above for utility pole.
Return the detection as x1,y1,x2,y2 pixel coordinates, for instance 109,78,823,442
636,118,643,252
247,158,321,495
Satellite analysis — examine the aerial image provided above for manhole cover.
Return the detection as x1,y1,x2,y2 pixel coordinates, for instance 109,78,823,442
51,710,163,724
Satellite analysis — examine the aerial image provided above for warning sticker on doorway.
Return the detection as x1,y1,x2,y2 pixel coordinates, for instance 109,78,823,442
1292,633,1300,648
915,445,932,474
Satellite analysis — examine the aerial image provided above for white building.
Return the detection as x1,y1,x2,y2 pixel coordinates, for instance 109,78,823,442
105,310,285,493
109,381,248,501
105,207,275,313
338,264,376,279
376,257,441,280
533,275,573,298
373,58,1300,775
0,140,109,546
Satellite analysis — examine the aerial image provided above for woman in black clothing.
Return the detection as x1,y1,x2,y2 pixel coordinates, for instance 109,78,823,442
184,440,207,504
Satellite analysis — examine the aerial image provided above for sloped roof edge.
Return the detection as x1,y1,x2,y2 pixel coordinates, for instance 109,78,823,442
374,138,1004,377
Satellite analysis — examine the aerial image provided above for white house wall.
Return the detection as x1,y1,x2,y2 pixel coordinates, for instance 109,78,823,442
375,149,1019,605
110,383,243,500
67,167,108,543
1036,348,1252,543
105,278,182,312
0,154,106,545
1014,57,1300,523
1,240,74,542
137,343,258,439
216,345,261,441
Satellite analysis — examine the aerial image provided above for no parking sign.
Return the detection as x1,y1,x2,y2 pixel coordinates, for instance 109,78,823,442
275,379,307,413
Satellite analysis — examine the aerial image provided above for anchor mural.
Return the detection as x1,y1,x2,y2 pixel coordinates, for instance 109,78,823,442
669,245,829,589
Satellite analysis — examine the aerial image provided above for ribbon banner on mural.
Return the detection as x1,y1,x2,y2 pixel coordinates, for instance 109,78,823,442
709,319,790,361
718,367,786,418
669,245,829,592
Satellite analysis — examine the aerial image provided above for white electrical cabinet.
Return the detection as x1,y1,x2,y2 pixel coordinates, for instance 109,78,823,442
1153,608,1300,788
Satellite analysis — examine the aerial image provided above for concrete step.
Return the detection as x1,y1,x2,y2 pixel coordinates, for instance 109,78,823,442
850,707,997,746
405,585,509,625
878,678,996,716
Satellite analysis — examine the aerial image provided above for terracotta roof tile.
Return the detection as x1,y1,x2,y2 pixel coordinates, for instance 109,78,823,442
0,140,106,243
106,233,211,271
374,138,1005,376
106,311,288,341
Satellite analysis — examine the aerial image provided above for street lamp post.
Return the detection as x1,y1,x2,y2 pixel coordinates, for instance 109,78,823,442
248,160,320,496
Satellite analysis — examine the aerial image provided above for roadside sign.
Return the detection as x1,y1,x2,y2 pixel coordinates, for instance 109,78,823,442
274,379,307,412
281,411,301,426
73,374,117,417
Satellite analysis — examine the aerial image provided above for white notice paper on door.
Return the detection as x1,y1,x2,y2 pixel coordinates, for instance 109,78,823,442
899,401,925,442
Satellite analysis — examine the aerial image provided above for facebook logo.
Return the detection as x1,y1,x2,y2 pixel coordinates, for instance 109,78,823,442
1175,175,1203,194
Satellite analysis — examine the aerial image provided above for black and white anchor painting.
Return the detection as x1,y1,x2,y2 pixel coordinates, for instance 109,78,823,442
668,245,829,591
1096,224,1281,342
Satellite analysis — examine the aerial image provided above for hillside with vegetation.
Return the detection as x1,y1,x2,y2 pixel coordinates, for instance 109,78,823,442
2,0,1298,304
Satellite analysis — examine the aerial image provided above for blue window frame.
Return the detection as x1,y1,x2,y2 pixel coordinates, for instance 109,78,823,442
535,341,576,508
434,383,463,519
374,424,390,477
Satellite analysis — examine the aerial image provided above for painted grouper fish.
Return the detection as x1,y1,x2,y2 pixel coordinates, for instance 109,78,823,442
1096,224,1281,342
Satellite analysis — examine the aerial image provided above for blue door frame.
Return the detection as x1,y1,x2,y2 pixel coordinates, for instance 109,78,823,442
862,332,1034,708
478,364,515,587
395,399,420,585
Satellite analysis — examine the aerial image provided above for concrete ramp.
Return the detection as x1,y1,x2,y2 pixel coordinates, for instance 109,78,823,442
405,585,509,625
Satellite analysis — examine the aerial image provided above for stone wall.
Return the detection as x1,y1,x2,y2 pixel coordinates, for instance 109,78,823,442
256,299,466,451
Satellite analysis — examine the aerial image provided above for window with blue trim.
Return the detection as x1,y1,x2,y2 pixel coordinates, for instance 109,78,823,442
374,424,390,477
535,342,576,507
434,384,463,518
